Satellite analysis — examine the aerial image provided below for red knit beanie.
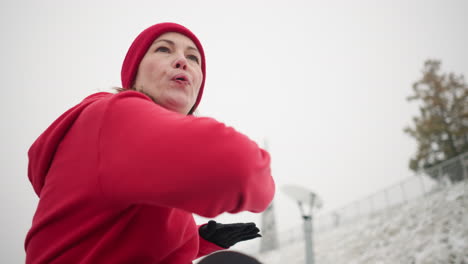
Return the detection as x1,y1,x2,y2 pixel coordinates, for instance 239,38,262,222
121,22,206,114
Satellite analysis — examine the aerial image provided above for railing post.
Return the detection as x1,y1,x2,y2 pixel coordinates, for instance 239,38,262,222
356,201,361,219
384,189,390,209
370,196,374,214
400,182,407,203
418,174,427,196
461,154,468,181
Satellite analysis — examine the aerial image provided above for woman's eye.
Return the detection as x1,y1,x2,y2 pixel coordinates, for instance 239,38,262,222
155,46,170,53
187,55,199,64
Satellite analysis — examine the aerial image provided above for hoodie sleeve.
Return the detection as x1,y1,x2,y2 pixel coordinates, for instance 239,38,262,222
196,236,225,258
97,91,275,218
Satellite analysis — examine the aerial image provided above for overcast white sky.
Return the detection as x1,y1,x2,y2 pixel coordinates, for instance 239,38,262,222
1,0,467,262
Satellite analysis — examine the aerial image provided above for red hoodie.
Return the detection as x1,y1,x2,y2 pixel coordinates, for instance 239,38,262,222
25,91,275,264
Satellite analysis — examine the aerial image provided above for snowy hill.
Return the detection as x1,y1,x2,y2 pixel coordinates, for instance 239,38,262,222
247,180,468,264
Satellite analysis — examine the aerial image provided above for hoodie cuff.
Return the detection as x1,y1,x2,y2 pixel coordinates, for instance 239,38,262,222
197,225,226,258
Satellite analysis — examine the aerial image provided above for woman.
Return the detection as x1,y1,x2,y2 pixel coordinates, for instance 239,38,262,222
25,22,275,263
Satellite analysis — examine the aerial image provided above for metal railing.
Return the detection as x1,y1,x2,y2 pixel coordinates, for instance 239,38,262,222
276,151,468,245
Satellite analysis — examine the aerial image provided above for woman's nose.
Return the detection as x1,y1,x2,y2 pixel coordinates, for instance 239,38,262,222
172,55,187,70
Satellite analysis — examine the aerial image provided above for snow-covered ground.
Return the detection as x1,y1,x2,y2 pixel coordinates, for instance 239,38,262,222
240,180,468,264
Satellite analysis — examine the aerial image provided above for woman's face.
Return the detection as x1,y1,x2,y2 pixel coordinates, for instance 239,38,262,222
134,32,203,114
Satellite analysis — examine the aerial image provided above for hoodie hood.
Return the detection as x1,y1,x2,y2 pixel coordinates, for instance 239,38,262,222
27,92,110,196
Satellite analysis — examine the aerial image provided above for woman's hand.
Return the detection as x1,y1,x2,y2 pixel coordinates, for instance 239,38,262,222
198,220,261,248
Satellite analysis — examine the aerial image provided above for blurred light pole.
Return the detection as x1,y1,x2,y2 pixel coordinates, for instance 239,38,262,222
282,185,322,264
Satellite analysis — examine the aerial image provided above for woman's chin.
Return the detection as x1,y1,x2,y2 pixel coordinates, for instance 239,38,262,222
162,97,192,114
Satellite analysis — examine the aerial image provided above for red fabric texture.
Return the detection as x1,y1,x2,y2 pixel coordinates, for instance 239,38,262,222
25,91,275,263
120,22,206,114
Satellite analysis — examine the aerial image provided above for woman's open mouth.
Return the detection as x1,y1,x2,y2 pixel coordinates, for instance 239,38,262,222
171,74,190,86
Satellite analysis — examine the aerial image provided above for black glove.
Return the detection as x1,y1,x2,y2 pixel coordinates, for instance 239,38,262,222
199,220,261,248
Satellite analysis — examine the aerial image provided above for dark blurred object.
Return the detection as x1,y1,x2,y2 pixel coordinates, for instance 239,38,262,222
198,251,262,264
